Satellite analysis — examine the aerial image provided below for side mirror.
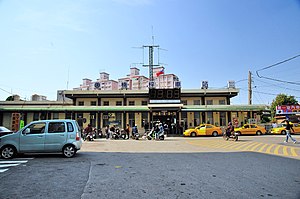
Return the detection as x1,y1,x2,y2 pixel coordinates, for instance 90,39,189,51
23,128,31,135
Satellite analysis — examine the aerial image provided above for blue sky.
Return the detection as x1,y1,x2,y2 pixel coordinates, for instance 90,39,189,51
0,0,300,105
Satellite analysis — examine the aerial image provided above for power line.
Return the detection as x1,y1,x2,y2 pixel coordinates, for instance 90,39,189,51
256,53,300,72
0,87,13,95
256,53,300,85
253,77,300,92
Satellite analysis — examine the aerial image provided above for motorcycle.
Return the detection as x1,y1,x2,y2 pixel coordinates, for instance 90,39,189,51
132,132,140,140
97,129,103,139
147,128,164,140
86,131,95,141
112,128,126,140
223,131,238,141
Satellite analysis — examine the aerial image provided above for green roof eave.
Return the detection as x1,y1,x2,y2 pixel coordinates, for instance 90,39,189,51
182,105,269,112
0,106,149,112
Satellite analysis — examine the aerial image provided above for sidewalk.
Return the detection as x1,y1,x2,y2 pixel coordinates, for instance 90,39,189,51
80,135,300,154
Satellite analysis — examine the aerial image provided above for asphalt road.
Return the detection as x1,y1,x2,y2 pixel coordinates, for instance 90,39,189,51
0,136,299,199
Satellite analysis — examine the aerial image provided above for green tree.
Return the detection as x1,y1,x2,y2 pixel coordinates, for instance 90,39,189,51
270,94,298,117
6,96,14,101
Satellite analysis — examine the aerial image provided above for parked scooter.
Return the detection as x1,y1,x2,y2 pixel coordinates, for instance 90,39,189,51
131,125,139,140
132,132,140,140
111,128,126,140
146,128,155,140
147,127,164,140
97,129,103,139
86,131,95,141
156,130,165,140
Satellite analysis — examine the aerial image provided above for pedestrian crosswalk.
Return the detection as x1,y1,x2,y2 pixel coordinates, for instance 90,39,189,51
187,140,300,158
0,158,33,173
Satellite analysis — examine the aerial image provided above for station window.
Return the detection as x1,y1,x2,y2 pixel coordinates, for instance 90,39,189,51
128,112,135,127
40,112,46,120
33,113,39,121
219,100,225,105
53,113,59,119
116,101,122,106
141,112,149,127
219,112,226,126
207,112,213,124
206,100,213,105
103,101,109,106
142,101,148,106
193,100,201,105
115,113,122,125
91,101,97,106
129,101,135,106
181,100,187,105
78,101,84,106
65,113,72,119
194,112,200,126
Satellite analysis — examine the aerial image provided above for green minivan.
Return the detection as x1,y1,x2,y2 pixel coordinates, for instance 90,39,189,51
0,119,83,159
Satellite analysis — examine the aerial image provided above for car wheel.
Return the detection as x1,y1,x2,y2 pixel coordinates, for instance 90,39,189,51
281,130,286,135
63,145,76,158
1,145,16,159
191,132,196,137
256,131,262,135
212,131,218,137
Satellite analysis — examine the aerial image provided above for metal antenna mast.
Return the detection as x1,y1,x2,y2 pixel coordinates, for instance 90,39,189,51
143,45,160,81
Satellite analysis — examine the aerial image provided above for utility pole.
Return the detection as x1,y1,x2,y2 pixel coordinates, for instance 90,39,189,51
248,71,252,105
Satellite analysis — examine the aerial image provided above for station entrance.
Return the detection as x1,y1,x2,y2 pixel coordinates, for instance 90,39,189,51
151,111,180,135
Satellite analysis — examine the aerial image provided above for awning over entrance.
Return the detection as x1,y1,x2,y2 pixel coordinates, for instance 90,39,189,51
148,103,183,111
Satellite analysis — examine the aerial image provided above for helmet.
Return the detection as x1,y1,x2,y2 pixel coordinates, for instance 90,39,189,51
228,122,232,125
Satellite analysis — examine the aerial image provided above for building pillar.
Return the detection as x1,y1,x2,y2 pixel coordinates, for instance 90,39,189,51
176,111,180,134
123,111,127,130
227,111,231,123
97,112,101,130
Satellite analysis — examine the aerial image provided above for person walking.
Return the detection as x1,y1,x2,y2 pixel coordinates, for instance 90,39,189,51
125,124,130,139
284,120,297,144
226,122,234,137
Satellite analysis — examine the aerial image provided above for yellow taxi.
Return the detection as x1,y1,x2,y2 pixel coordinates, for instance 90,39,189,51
270,123,300,135
183,124,222,137
234,124,266,135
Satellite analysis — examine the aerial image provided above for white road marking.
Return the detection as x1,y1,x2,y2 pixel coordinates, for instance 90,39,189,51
0,164,19,168
0,169,9,173
0,158,32,173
